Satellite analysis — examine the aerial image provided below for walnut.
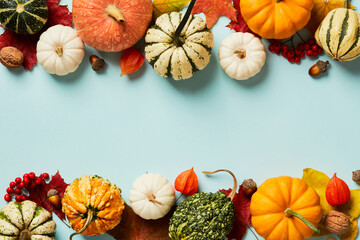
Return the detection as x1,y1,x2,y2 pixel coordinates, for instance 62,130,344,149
0,46,24,69
324,210,350,235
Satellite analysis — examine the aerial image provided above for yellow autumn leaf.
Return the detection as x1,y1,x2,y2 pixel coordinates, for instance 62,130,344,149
153,0,191,20
337,189,360,221
306,0,355,34
341,220,358,240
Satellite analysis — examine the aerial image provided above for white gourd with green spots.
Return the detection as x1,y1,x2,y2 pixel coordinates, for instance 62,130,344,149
0,201,56,240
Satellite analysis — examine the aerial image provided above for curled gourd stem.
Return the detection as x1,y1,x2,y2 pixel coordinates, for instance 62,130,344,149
284,208,320,234
105,4,125,22
147,193,164,205
19,229,31,240
70,209,94,240
173,0,197,45
202,169,238,201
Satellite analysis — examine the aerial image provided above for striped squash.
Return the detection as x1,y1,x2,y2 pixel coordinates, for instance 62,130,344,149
145,12,214,80
315,8,360,61
0,200,56,239
0,0,48,35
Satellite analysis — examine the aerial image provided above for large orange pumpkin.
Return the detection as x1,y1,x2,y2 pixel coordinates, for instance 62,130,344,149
240,0,314,39
72,0,153,52
250,176,322,240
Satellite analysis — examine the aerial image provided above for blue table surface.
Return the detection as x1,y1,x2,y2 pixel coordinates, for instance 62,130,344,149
1,1,359,239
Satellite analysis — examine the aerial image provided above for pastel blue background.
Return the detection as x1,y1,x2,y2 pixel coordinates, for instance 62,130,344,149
0,1,359,239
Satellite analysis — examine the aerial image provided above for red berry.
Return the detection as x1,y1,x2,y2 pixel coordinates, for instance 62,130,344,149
23,177,30,184
318,48,323,54
312,51,318,57
15,195,22,202
282,44,289,52
308,39,316,45
23,173,29,179
287,50,295,58
300,52,305,58
312,45,319,52
270,39,280,44
288,57,294,63
35,178,42,185
282,51,288,58
42,173,49,179
268,45,275,52
6,187,14,194
294,57,301,63
30,183,36,188
298,43,305,50
9,182,16,188
15,177,21,184
304,43,311,50
275,49,281,54
306,49,313,57
14,188,20,194
17,182,25,189
4,194,11,202
295,48,303,56
28,172,35,179
274,43,281,51
21,195,27,201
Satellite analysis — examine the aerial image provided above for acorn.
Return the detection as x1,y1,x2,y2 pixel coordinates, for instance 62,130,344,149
242,179,257,198
47,189,61,208
353,170,360,184
309,60,329,77
89,55,105,72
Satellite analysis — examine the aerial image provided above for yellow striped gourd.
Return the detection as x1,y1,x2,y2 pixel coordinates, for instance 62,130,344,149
315,8,360,61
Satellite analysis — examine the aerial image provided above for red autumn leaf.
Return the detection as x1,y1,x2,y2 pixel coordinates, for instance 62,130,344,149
0,0,72,70
120,48,145,76
220,185,251,240
107,203,173,240
191,0,237,28
226,0,259,37
27,171,69,223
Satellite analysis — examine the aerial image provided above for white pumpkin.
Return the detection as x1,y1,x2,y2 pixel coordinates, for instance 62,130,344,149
37,25,85,76
129,173,175,220
0,200,56,240
218,32,266,80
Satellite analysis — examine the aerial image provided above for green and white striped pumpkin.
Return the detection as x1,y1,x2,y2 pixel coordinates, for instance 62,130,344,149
0,0,48,35
315,8,360,61
145,12,214,80
0,200,56,240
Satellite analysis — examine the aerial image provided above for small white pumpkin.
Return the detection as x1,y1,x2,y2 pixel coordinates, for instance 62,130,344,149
37,25,85,76
129,173,175,220
0,200,56,239
218,32,266,80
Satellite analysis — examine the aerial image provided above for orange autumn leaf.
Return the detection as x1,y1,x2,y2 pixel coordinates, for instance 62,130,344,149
191,0,237,28
306,0,355,34
153,0,191,20
120,48,145,76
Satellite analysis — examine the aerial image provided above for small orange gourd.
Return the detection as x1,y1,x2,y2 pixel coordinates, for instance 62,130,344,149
250,176,322,240
240,0,314,39
62,175,125,240
326,173,351,206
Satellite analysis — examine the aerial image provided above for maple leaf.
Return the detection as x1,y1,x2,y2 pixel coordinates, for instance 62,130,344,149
226,0,259,37
120,48,145,76
192,0,237,28
220,185,251,240
153,0,191,20
302,168,360,240
27,171,69,223
306,0,355,34
0,0,72,70
107,203,173,240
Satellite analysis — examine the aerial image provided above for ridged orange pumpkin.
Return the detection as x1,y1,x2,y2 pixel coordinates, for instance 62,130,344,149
250,176,322,240
240,0,314,39
62,175,125,239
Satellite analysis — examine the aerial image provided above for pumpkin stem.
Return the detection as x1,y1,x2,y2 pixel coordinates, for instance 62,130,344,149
275,0,282,2
147,193,164,205
19,229,31,240
69,209,94,240
105,4,125,22
234,49,246,59
202,169,238,201
344,0,348,8
284,208,320,234
173,0,197,46
55,47,63,57
16,4,24,13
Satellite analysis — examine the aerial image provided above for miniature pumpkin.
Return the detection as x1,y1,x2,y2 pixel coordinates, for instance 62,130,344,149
315,8,360,61
250,176,323,240
129,173,175,220
218,32,266,80
240,0,314,39
72,0,152,52
62,175,125,239
37,25,85,76
0,0,48,35
145,0,214,80
0,200,56,240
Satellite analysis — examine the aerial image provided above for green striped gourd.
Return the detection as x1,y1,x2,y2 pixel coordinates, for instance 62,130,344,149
144,11,214,80
0,200,56,240
315,8,360,61
0,0,48,35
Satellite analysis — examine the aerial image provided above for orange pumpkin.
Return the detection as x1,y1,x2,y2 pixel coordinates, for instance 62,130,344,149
72,0,153,52
240,0,314,39
250,176,322,240
62,175,125,239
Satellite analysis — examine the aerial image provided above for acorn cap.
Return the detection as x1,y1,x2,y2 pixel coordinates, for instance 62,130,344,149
47,189,59,198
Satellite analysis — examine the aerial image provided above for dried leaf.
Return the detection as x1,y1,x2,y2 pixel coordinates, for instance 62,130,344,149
337,189,360,222
120,48,145,76
220,185,250,240
341,220,359,240
192,0,237,28
226,0,258,37
0,0,72,70
153,0,191,20
306,0,355,34
107,203,172,240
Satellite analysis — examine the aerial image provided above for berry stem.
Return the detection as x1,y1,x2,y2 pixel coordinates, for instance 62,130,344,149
296,32,306,44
